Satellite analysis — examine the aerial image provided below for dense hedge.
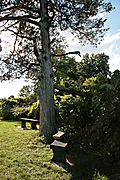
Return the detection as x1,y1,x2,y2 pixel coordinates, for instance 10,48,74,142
55,71,120,163
1,94,39,120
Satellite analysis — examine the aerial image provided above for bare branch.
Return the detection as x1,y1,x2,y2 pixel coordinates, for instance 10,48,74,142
3,20,20,30
51,51,81,57
28,63,40,68
54,84,88,96
0,15,40,27
3,28,33,41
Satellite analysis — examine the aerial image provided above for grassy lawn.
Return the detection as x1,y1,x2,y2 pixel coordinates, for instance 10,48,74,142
0,118,120,180
0,119,71,180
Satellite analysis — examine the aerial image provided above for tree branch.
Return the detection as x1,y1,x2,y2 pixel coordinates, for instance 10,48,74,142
3,28,33,41
51,51,81,57
0,15,40,27
2,20,20,30
54,84,88,96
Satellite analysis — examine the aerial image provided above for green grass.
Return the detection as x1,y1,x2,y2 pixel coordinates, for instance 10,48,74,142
0,118,119,180
0,119,71,180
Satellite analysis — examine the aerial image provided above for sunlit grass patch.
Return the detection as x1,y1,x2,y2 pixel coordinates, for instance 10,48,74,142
0,119,71,180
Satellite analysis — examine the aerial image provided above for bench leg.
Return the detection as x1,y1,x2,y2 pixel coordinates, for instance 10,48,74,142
22,121,26,128
51,147,66,163
31,122,37,129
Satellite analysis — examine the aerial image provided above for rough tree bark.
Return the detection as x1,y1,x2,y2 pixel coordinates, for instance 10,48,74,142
36,0,57,136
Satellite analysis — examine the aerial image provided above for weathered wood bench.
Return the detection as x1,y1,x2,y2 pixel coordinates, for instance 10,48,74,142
50,131,69,163
19,118,39,130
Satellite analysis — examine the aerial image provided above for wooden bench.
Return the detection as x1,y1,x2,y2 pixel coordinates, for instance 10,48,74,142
50,131,69,163
19,118,39,130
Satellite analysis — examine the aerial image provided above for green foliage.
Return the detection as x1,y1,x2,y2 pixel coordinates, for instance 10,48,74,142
11,106,31,120
18,85,38,106
1,85,39,120
54,53,110,135
0,99,2,117
92,170,109,180
57,94,81,133
28,100,40,119
78,53,110,84
53,56,79,88
88,71,120,162
2,97,18,119
55,65,120,163
55,88,94,136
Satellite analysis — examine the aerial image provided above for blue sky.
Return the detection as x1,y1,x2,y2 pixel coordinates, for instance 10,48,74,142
64,0,120,71
0,0,120,98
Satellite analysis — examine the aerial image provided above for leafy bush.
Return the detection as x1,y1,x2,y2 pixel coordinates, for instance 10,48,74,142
55,71,120,163
11,106,31,120
89,71,120,162
0,99,2,117
58,94,81,133
1,96,39,120
2,98,18,119
28,100,40,119
55,90,94,136
92,169,109,180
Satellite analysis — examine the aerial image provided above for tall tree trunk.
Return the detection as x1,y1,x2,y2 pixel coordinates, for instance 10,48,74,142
37,0,57,137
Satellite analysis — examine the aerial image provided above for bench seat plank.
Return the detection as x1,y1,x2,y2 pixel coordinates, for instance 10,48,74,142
19,118,39,129
19,118,39,122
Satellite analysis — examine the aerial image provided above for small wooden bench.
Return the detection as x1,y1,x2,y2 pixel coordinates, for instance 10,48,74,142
50,131,69,163
19,118,39,130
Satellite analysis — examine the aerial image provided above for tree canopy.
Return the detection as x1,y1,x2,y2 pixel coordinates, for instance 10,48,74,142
0,0,114,81
0,0,114,137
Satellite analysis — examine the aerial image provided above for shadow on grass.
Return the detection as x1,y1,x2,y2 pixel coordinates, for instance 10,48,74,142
0,117,15,122
65,146,109,179
55,138,120,180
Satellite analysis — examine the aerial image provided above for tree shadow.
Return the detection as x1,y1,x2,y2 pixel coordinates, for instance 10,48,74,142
60,140,120,180
0,118,15,122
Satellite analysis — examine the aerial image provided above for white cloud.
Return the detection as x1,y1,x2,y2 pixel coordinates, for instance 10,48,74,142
116,45,118,50
100,33,120,46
